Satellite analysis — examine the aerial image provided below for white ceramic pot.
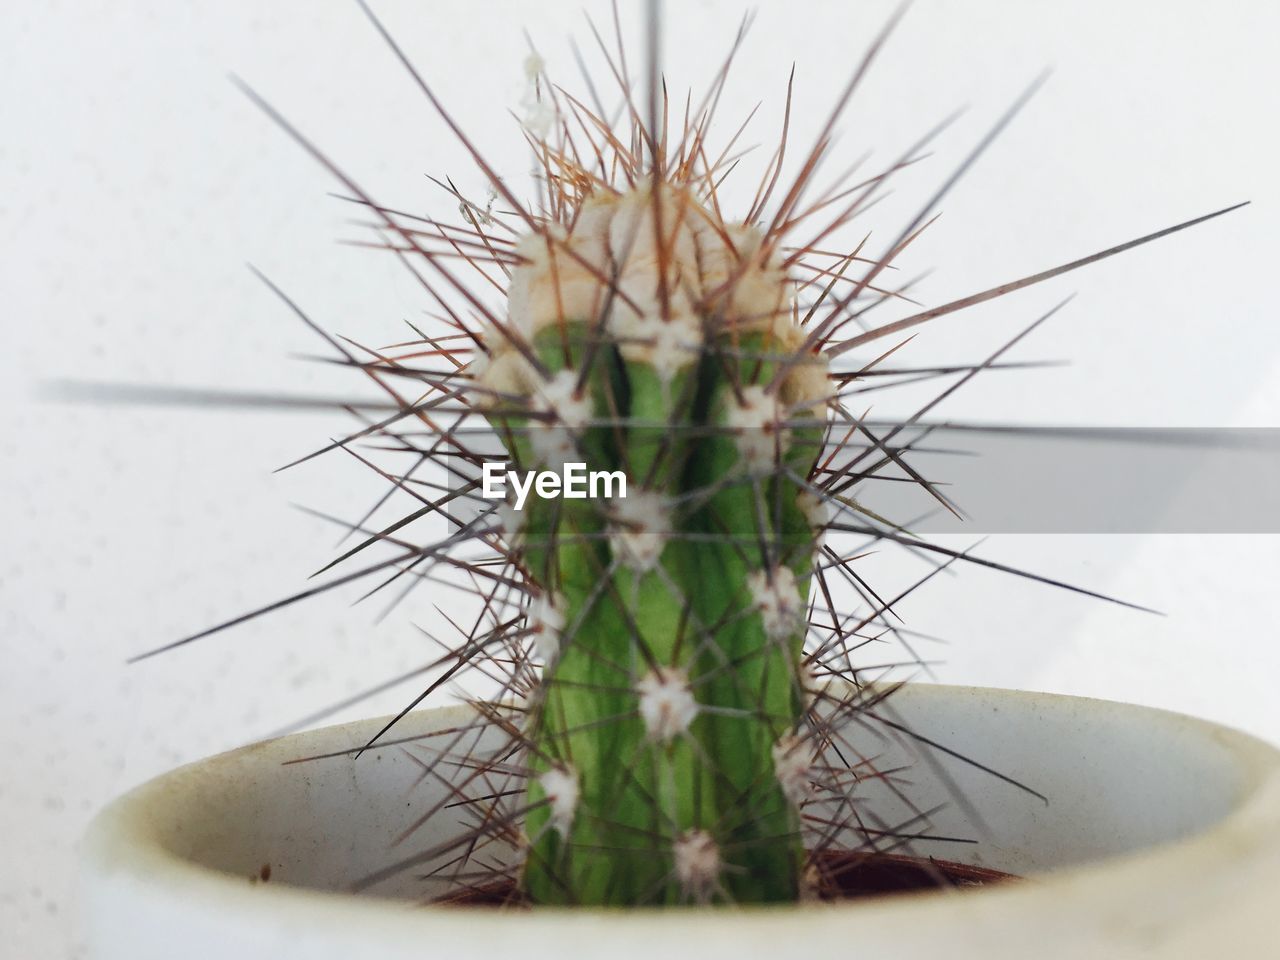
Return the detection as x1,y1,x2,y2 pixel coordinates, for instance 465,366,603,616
82,685,1280,959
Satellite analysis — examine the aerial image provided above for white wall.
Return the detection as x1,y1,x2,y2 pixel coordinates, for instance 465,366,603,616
3,1,1278,955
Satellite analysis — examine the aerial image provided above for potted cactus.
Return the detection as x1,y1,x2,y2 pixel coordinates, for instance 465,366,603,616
82,3,1280,957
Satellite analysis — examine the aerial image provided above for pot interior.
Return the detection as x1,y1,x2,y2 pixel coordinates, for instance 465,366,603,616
125,685,1249,901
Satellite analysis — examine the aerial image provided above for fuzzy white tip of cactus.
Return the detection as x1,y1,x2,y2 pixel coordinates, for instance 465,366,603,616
778,350,833,423
772,734,815,807
538,765,579,838
519,54,555,139
636,666,698,742
522,102,556,140
529,428,577,468
726,384,790,470
531,592,566,663
529,370,590,466
608,489,671,572
531,370,591,428
485,182,792,360
523,53,545,81
798,657,823,709
616,310,702,381
464,348,491,382
673,829,721,904
796,489,831,531
746,565,805,641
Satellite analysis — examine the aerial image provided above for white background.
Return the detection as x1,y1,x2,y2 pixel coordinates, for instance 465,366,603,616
3,1,1278,956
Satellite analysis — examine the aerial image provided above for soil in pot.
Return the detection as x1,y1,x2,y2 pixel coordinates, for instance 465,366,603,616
435,851,1018,907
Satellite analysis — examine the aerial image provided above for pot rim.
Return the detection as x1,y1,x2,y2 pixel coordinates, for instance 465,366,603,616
82,684,1280,945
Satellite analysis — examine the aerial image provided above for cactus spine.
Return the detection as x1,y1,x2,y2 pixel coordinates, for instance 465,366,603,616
476,185,829,904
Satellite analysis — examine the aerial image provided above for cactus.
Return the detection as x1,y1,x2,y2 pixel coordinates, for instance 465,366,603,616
133,2,1242,911
474,184,829,904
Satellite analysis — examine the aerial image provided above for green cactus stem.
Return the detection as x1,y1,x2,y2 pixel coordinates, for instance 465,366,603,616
475,184,830,905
